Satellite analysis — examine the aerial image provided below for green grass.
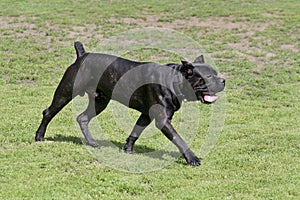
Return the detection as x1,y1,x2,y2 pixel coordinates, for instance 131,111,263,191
1,0,299,199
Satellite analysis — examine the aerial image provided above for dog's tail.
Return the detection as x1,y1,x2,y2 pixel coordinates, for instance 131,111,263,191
74,41,86,58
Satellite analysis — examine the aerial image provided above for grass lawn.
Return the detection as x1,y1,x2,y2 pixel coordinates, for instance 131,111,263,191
0,0,299,199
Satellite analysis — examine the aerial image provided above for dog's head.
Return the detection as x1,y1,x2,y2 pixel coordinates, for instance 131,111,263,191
179,55,225,104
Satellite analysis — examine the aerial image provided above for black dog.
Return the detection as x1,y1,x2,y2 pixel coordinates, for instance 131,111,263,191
35,42,225,166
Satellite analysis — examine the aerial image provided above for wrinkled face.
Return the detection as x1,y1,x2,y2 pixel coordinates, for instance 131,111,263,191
188,63,225,104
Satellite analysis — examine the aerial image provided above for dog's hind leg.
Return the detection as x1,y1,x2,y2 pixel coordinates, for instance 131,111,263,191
77,93,110,147
124,114,152,154
35,87,73,142
35,63,82,142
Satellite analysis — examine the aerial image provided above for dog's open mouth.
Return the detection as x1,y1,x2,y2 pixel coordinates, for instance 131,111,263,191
197,94,218,104
204,95,218,103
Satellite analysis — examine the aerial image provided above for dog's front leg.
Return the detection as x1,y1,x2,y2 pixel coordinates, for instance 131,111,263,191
159,120,201,166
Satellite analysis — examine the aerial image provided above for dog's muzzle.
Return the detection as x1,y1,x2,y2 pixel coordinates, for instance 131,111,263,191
195,78,225,104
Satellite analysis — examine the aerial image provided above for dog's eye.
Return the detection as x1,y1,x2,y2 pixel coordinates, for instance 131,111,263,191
206,75,212,79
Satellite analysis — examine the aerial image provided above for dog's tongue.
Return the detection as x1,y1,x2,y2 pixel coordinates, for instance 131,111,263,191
204,95,218,103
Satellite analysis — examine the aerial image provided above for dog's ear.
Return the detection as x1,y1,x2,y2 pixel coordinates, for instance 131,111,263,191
194,55,205,63
181,60,194,76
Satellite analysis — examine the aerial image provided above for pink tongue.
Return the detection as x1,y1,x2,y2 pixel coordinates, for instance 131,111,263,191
204,95,218,102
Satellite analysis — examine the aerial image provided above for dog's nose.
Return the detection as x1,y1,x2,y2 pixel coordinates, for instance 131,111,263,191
220,78,225,85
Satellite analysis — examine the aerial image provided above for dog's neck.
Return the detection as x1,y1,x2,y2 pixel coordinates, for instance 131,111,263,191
166,63,186,100
173,74,185,100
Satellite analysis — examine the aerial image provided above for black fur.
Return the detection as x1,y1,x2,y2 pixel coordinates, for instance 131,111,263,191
35,42,225,166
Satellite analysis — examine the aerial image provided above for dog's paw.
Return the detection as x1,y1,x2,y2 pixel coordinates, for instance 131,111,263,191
187,156,201,166
35,135,44,142
183,149,201,166
86,140,99,147
124,144,133,154
124,149,133,154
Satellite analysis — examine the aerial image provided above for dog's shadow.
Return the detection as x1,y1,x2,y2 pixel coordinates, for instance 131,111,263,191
47,134,183,164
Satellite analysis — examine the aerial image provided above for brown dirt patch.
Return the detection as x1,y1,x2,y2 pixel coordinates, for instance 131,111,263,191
0,15,103,46
0,15,41,37
17,78,36,86
109,15,275,70
109,15,269,33
69,24,103,42
280,44,298,53
1,14,281,71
